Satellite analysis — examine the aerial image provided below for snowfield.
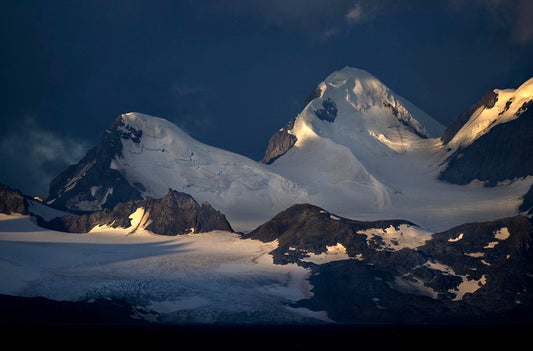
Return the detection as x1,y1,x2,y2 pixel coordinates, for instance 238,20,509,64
0,214,330,324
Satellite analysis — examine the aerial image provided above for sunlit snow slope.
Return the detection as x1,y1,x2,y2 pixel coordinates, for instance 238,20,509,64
445,77,533,150
265,67,532,230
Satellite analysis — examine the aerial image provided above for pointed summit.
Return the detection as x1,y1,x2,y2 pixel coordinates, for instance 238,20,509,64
46,112,308,231
439,76,533,185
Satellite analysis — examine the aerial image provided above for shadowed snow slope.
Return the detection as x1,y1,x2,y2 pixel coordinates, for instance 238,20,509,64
2,209,532,325
0,213,327,324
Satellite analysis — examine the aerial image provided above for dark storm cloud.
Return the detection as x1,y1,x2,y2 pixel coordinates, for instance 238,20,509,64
0,117,89,196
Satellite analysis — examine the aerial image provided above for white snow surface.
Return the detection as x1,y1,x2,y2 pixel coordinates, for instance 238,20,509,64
357,224,432,251
301,243,351,264
447,77,533,150
422,260,487,301
0,214,329,324
82,67,531,232
113,112,308,232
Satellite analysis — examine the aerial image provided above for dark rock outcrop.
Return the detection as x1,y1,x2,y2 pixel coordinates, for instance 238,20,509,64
0,183,29,215
41,189,233,235
261,93,338,164
314,98,337,123
441,90,498,144
439,101,533,185
260,117,297,164
46,115,143,213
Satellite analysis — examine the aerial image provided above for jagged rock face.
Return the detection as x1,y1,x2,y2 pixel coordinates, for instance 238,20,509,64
0,184,28,215
260,118,297,164
248,205,533,323
439,102,533,185
141,190,234,234
41,189,233,235
441,90,499,144
46,116,143,213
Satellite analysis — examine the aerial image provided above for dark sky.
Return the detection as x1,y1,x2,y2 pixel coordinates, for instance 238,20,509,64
1,0,533,196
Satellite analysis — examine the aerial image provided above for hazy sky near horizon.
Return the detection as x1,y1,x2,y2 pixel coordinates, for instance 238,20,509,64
1,0,533,195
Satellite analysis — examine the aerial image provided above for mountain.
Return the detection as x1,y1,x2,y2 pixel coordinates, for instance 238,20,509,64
246,203,430,265
261,67,532,230
46,113,308,231
45,68,533,232
41,189,233,235
439,78,533,185
262,66,445,166
247,204,533,323
262,67,444,215
47,116,144,212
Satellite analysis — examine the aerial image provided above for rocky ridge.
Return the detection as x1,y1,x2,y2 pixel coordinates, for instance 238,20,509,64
247,204,533,323
41,189,233,235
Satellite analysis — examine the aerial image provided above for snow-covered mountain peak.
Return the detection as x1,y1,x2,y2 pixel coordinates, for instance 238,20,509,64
446,76,533,150
306,67,444,140
119,112,193,146
261,67,445,165
46,111,310,230
323,66,380,86
320,67,404,112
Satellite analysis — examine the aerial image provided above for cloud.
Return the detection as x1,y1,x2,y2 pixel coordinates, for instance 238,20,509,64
200,0,365,39
320,27,342,41
344,2,386,25
345,4,365,24
201,1,533,44
200,1,410,41
0,116,89,195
